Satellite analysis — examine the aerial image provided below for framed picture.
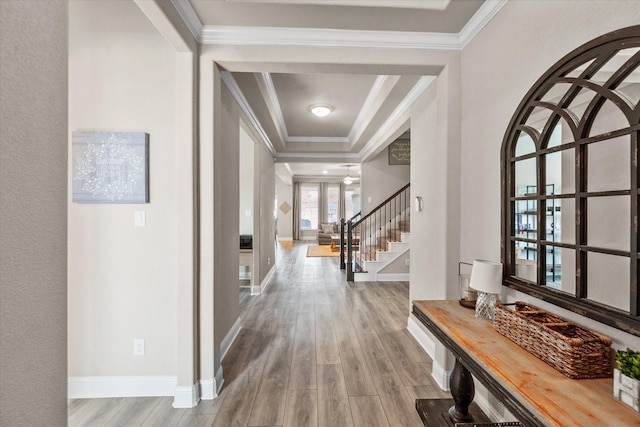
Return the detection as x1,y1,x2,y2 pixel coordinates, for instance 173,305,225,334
72,131,149,203
388,139,410,165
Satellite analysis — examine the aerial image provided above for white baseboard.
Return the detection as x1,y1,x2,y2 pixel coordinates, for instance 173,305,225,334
199,379,215,400
68,376,176,399
431,360,451,392
407,315,450,391
200,365,225,400
221,317,242,361
377,273,409,281
215,365,224,395
278,237,293,241
407,315,436,357
173,383,199,408
252,264,275,295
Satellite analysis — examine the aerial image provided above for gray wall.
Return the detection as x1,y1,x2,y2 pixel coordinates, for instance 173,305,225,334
0,1,68,424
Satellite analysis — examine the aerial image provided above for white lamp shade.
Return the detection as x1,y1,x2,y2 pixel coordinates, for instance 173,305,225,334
469,259,502,294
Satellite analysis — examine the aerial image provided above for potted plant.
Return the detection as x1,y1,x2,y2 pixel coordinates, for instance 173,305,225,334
614,348,640,411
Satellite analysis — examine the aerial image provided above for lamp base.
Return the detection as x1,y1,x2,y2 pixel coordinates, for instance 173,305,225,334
475,292,496,320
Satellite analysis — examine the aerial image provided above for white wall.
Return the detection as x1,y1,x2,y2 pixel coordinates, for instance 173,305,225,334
0,2,68,424
68,1,180,382
361,146,410,216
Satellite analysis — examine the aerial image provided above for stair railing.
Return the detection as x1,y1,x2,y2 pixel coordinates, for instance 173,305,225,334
340,212,360,270
344,183,410,281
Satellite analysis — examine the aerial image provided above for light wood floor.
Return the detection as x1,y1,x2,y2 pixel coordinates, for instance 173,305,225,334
68,242,447,426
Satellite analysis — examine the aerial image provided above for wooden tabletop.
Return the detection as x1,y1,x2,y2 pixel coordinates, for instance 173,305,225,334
412,300,640,427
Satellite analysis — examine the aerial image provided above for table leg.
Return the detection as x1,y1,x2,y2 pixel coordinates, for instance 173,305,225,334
448,357,475,423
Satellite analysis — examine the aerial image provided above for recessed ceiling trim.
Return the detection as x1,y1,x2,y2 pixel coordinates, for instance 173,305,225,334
260,73,397,145
224,0,451,10
276,152,361,160
287,136,351,143
170,0,203,42
360,75,436,161
221,71,277,155
173,0,508,50
259,72,291,142
459,0,508,48
347,75,399,146
201,25,462,49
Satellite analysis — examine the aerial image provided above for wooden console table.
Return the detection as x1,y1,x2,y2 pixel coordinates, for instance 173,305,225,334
412,300,640,426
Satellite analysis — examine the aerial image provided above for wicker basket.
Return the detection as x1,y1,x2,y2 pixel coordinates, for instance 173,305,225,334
493,301,612,379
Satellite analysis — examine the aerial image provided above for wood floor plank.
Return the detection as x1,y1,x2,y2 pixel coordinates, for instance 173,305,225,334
317,364,354,427
212,375,260,427
330,303,377,396
141,397,188,426
176,413,217,427
358,333,425,427
289,309,317,390
68,397,125,426
247,376,289,426
349,395,390,427
283,389,318,427
105,397,161,427
379,331,432,386
314,304,341,365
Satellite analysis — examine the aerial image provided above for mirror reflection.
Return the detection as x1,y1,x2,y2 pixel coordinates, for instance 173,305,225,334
588,252,630,312
515,243,537,283
545,246,575,294
588,136,630,192
588,196,630,251
545,149,575,195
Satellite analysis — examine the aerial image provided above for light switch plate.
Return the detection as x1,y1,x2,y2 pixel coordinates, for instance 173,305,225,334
134,210,146,227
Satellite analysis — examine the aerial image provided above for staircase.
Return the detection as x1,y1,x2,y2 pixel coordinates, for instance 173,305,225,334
341,184,411,282
354,219,410,281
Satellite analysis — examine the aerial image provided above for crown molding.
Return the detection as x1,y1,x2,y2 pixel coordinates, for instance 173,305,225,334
170,0,203,42
458,0,508,48
202,25,462,49
221,71,277,155
360,75,435,161
172,0,507,50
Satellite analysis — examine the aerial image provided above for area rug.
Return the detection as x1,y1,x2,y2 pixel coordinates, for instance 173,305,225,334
306,245,340,257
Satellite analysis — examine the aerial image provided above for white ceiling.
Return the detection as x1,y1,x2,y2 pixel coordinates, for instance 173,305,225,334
179,0,494,178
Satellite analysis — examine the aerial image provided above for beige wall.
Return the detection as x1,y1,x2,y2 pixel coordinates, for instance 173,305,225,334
239,127,255,235
68,1,180,379
360,146,410,216
0,1,68,424
255,133,277,285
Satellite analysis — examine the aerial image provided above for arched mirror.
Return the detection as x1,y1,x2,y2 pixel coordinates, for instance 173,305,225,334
501,26,640,336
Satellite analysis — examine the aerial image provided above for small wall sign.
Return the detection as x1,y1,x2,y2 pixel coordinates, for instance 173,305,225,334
72,131,149,203
388,139,410,165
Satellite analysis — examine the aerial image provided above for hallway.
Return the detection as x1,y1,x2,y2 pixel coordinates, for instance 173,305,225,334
69,242,446,426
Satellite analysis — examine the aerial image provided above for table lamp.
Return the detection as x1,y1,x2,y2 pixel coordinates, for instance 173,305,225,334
469,259,502,320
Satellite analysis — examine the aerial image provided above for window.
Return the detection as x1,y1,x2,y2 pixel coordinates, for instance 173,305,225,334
300,184,319,230
344,185,361,220
501,26,640,336
327,184,339,223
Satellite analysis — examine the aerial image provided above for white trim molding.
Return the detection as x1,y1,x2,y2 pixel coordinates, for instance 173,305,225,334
252,263,276,295
171,0,507,50
68,376,177,399
221,317,242,361
199,379,216,400
407,314,450,391
173,383,200,408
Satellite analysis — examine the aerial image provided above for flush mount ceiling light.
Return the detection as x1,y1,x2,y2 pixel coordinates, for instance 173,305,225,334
309,104,333,117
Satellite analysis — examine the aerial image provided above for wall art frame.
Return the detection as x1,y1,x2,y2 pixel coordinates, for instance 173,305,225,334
72,131,149,203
